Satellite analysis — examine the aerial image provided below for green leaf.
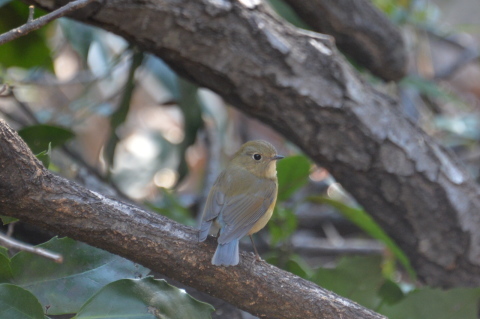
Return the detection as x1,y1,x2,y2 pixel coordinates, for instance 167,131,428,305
377,279,404,306
276,155,311,201
35,142,51,168
267,221,283,247
104,51,144,170
0,253,13,283
0,246,9,258
75,277,214,319
312,255,384,310
379,287,480,319
266,0,311,30
0,284,45,319
0,215,18,225
147,188,195,226
0,1,53,70
268,206,297,245
11,237,150,315
18,124,75,154
176,78,204,184
265,254,312,279
283,255,312,279
308,196,416,279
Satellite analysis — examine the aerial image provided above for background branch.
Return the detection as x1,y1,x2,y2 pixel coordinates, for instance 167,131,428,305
0,119,385,319
282,0,407,81
0,0,96,45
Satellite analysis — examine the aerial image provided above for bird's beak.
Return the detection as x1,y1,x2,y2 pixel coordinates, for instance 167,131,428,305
272,155,285,160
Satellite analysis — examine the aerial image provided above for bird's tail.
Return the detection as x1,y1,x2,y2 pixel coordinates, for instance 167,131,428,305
212,240,239,266
198,221,211,242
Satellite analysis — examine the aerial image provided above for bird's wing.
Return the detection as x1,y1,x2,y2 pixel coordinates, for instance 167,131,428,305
217,169,276,244
201,171,227,223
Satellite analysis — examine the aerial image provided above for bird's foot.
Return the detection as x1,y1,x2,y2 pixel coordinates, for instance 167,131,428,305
252,252,263,264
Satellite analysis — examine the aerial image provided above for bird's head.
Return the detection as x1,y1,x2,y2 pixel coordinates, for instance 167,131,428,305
230,140,284,179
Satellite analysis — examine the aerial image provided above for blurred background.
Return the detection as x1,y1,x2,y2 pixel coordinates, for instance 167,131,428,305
1,0,480,318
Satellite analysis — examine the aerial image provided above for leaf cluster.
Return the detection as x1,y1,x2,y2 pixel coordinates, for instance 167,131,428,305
0,237,213,319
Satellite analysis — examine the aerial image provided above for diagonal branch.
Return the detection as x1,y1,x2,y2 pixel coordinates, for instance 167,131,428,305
0,119,385,319
0,0,97,45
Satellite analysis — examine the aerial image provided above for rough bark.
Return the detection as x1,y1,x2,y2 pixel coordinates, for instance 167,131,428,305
282,0,407,81
22,0,480,288
0,119,385,319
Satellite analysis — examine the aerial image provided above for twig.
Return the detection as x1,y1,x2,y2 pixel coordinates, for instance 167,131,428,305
0,0,97,45
28,5,35,23
10,90,39,124
6,222,16,237
0,84,9,96
434,47,479,80
0,232,63,263
422,28,480,80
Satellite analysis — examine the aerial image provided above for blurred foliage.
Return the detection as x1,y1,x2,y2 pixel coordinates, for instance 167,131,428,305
308,196,416,279
0,1,53,71
276,155,310,201
372,0,441,25
379,287,480,319
313,256,386,310
175,79,204,184
18,124,75,154
146,188,196,227
145,57,206,184
400,75,466,107
104,50,144,176
266,0,311,30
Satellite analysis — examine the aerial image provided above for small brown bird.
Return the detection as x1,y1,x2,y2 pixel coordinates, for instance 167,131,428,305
198,140,283,266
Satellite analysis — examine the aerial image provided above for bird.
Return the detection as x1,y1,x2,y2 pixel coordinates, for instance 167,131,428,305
198,140,284,266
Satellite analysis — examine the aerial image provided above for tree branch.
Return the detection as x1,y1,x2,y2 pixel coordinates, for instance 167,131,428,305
20,0,480,288
0,119,385,319
282,0,407,81
0,0,97,45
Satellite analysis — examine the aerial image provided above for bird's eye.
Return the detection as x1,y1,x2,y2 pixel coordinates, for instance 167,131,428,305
253,154,262,161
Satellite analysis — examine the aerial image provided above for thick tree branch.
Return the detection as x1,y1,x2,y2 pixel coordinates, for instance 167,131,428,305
22,0,480,288
0,119,384,319
282,0,407,81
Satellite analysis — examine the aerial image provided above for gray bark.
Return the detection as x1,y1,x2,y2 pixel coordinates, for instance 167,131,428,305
282,0,407,81
20,0,480,288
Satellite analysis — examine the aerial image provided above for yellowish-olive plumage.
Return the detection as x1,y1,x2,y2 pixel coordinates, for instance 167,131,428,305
198,140,283,266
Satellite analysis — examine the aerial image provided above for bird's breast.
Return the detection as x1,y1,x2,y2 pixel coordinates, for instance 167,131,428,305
247,191,277,235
